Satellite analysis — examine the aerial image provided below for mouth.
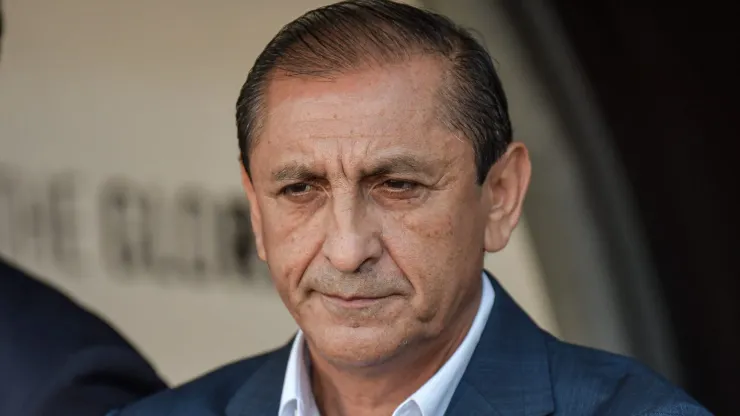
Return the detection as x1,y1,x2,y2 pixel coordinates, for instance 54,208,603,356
320,293,396,309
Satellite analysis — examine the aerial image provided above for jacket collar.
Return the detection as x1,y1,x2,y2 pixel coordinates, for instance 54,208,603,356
445,272,554,416
226,342,291,416
226,271,554,416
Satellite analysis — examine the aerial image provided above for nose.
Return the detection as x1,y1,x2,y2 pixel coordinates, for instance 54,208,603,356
321,193,382,273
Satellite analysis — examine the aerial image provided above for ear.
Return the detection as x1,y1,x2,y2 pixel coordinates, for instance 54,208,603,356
241,163,266,261
482,142,531,253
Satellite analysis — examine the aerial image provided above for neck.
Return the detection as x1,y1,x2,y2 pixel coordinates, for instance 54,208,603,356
309,286,482,416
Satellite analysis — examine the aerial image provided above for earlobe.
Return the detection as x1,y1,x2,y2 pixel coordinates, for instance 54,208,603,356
240,164,267,261
482,142,532,253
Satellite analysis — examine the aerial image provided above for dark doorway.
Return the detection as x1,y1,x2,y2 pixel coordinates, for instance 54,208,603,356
506,2,738,413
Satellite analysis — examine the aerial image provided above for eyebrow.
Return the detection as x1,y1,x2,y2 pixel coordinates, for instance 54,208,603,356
361,154,434,177
270,155,436,182
272,164,321,182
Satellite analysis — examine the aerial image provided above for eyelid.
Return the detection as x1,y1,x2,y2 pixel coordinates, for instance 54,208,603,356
383,179,414,186
375,179,423,196
279,182,313,195
380,177,420,186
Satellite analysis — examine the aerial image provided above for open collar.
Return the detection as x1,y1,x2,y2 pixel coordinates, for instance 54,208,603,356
225,271,554,416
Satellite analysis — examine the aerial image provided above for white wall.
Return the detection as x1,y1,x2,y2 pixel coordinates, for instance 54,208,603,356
0,0,557,385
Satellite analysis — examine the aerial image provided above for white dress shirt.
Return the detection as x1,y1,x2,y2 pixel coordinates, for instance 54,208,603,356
278,272,495,416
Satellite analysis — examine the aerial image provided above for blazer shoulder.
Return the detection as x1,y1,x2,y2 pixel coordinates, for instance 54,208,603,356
115,348,280,416
0,259,166,415
546,338,709,414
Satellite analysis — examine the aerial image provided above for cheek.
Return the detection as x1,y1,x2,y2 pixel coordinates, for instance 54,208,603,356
261,202,325,295
382,195,484,314
390,193,483,265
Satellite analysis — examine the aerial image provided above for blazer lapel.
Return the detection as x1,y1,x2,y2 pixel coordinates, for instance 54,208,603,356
446,272,555,416
225,341,292,416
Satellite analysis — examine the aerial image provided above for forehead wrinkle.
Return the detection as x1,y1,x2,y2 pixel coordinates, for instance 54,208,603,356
263,65,440,132
256,59,457,180
265,108,433,151
269,99,431,132
262,119,457,182
269,146,424,181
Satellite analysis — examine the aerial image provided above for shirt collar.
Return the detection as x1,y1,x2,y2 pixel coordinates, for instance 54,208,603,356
279,329,316,416
402,272,494,416
279,272,495,416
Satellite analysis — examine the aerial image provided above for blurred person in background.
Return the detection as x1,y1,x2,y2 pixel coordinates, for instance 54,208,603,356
112,1,710,415
0,3,167,415
0,260,167,415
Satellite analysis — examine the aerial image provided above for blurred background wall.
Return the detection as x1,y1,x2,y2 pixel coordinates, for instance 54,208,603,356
0,0,557,386
1,0,736,413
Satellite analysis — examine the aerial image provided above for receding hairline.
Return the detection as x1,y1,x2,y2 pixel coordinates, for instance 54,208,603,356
245,52,460,157
236,0,512,184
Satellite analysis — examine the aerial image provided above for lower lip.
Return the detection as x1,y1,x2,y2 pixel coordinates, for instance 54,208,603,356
320,294,392,309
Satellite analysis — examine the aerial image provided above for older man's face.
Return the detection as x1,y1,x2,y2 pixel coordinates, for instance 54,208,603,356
243,58,517,367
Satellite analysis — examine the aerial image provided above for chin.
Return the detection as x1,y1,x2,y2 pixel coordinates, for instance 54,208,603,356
310,325,410,368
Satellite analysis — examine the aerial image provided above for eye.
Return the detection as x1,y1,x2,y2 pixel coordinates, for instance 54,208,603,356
381,179,418,192
374,179,424,203
280,183,313,196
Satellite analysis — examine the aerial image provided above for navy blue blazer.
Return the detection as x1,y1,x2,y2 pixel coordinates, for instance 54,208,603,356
0,258,167,416
113,273,710,415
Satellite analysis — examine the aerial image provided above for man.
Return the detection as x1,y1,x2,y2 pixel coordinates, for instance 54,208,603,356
113,0,710,415
0,4,168,415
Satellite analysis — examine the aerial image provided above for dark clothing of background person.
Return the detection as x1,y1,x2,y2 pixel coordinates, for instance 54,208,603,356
0,258,167,416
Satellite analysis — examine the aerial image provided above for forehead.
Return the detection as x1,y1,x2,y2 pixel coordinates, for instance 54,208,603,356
251,58,470,177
